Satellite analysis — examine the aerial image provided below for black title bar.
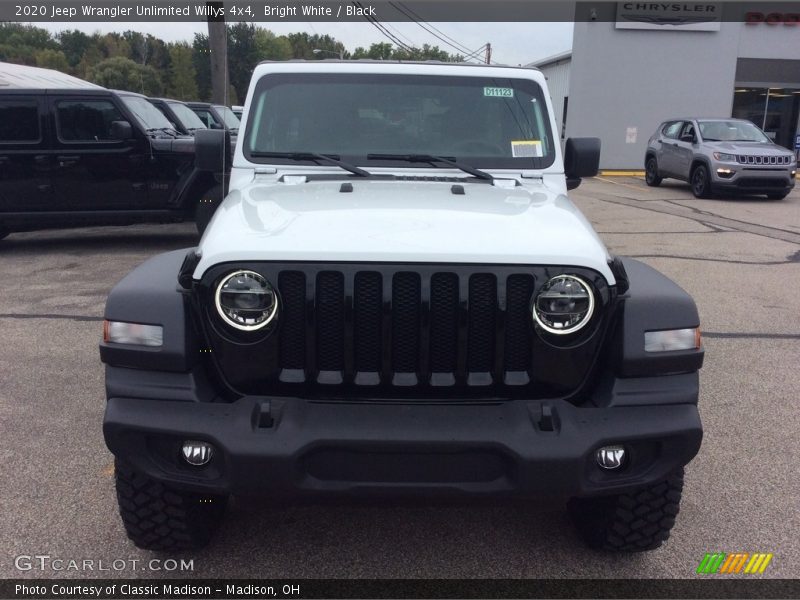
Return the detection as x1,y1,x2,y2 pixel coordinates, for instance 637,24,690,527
2,1,800,22
3,578,800,599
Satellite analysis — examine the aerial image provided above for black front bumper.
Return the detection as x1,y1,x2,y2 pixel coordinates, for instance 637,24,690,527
103,393,702,499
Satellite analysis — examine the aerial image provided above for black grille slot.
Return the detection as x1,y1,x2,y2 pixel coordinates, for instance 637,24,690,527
278,271,306,370
429,273,459,374
391,272,421,375
467,274,497,376
353,272,382,373
316,271,345,373
504,274,534,372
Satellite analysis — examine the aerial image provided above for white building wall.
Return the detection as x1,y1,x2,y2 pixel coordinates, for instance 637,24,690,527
538,59,571,140
567,21,741,169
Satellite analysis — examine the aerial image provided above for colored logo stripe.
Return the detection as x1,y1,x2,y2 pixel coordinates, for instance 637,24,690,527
697,552,773,574
745,553,773,574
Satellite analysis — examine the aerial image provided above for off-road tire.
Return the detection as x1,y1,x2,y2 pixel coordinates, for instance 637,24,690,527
645,157,662,186
115,460,227,551
195,185,223,235
568,468,684,552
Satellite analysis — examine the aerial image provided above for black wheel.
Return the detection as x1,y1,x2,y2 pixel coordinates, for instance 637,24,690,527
568,468,684,552
690,165,712,198
644,157,662,186
115,460,227,551
195,185,223,235
767,192,788,200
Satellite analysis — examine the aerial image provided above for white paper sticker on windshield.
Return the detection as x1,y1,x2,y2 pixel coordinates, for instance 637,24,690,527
511,140,543,158
484,87,514,98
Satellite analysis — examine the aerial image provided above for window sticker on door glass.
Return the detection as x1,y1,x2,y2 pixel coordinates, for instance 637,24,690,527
484,87,514,98
511,140,543,158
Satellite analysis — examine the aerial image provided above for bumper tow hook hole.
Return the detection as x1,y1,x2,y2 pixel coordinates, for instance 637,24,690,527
256,400,274,429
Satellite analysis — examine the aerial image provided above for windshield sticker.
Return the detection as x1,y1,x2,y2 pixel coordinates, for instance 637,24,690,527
511,140,543,158
484,87,514,98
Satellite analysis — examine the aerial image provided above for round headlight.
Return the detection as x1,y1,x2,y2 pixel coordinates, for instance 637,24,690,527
532,275,594,335
214,270,278,331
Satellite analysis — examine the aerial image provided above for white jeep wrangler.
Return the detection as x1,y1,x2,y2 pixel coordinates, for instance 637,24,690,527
101,61,703,552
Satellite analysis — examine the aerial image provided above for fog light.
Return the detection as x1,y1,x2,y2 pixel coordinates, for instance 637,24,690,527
596,445,626,470
716,168,734,178
182,441,214,466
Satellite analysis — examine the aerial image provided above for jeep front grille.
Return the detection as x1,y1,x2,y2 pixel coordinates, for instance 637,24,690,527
736,155,791,166
201,263,610,398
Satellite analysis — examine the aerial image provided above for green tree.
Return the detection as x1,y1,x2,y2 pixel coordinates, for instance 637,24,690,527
97,33,131,59
57,30,93,70
192,33,211,101
34,48,70,72
226,23,260,102
286,32,346,59
254,29,292,61
351,42,393,60
166,42,198,100
89,56,163,96
76,44,104,79
0,23,56,65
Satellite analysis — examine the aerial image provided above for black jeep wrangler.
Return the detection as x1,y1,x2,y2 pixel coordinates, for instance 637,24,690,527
0,63,224,239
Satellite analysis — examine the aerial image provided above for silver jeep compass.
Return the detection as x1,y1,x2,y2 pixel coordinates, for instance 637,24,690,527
645,118,796,199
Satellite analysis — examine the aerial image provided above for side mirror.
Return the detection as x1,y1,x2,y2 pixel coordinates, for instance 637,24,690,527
680,133,695,143
564,137,600,190
109,120,133,141
209,122,224,130
195,128,231,173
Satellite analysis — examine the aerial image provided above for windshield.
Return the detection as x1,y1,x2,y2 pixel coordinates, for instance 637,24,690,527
121,95,173,131
169,102,207,130
698,120,771,143
214,105,241,130
243,73,556,169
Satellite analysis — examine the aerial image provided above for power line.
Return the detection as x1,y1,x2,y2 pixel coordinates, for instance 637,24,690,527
353,1,417,54
382,21,418,49
390,1,487,62
392,1,473,54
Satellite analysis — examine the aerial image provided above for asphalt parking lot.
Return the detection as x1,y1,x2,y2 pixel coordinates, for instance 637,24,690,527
1,176,798,580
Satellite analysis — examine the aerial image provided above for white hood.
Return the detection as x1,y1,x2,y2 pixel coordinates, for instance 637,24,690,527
195,179,615,284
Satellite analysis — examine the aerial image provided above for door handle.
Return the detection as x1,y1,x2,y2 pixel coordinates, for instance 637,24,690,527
57,155,80,166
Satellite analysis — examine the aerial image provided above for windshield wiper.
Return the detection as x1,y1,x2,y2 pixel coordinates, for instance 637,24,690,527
249,152,371,177
366,153,493,181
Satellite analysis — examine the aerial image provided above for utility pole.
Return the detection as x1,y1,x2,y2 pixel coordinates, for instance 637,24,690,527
207,1,228,105
485,43,492,65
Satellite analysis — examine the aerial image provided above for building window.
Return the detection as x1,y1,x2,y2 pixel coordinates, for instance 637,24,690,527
732,87,800,150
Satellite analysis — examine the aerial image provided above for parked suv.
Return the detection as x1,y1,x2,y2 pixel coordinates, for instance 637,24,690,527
0,62,225,239
645,118,796,199
148,97,208,136
102,62,704,553
187,101,240,138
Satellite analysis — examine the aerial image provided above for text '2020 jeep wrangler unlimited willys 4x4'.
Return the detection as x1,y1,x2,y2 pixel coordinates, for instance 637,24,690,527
101,62,704,552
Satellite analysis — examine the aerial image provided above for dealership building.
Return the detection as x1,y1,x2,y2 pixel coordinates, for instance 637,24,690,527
530,3,800,169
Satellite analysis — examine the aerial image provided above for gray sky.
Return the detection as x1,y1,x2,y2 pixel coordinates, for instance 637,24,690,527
34,22,573,66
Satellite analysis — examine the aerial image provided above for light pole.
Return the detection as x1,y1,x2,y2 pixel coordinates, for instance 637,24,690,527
312,48,345,60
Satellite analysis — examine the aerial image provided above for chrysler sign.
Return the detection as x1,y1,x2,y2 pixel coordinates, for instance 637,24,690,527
616,3,722,31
